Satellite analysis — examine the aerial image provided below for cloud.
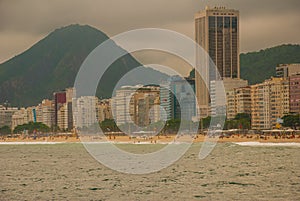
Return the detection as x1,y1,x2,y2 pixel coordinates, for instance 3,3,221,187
241,12,300,52
0,0,299,63
0,0,197,34
0,31,44,62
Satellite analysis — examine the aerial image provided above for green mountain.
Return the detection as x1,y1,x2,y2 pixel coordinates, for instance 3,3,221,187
240,44,300,84
189,44,300,84
0,24,168,107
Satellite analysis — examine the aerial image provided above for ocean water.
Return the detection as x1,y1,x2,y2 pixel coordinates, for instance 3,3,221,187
0,143,299,200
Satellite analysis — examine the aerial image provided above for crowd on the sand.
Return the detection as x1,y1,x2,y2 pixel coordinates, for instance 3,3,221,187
1,132,300,143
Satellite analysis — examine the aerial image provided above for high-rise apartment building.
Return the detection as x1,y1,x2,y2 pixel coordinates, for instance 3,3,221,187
113,85,160,126
226,86,251,119
276,64,300,114
113,86,138,126
132,87,160,127
0,105,18,128
66,88,75,130
276,64,300,79
26,107,35,123
289,74,300,114
211,78,248,116
11,108,28,130
40,99,55,128
195,6,240,117
54,91,66,128
97,99,113,122
160,82,172,121
53,88,75,131
251,77,289,129
73,96,98,129
160,76,196,121
234,86,252,117
57,103,68,130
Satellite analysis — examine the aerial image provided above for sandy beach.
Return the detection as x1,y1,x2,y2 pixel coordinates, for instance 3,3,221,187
1,133,300,144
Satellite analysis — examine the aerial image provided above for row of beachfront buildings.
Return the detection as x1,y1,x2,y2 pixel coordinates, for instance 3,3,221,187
224,64,300,129
0,63,299,132
0,87,112,132
0,75,195,131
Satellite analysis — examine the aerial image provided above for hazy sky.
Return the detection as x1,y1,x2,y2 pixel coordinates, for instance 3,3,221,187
0,0,299,64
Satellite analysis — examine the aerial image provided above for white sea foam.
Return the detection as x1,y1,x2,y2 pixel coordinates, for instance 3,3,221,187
234,142,300,147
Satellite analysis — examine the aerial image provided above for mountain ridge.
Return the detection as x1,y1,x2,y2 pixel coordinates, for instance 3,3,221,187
240,44,300,84
0,24,168,107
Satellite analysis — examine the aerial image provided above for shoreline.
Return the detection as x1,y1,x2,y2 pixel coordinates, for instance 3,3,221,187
1,134,300,144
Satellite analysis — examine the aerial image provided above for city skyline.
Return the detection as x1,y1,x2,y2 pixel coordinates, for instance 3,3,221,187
0,0,299,64
0,3,299,131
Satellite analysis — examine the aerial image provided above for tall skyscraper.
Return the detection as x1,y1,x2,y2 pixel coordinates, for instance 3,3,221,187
195,6,240,116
